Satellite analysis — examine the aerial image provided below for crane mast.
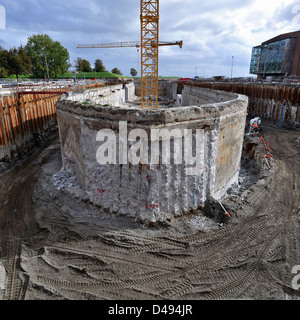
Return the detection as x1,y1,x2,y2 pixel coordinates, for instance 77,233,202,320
77,0,182,110
140,0,159,109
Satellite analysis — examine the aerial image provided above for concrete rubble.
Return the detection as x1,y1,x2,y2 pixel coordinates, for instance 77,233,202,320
51,170,81,191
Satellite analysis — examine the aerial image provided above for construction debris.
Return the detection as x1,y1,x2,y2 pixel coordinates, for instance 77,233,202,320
51,170,81,191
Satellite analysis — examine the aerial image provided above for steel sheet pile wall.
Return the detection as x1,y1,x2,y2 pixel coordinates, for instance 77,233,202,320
187,83,300,127
0,93,60,160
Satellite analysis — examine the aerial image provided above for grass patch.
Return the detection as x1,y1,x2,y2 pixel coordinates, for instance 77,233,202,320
61,71,124,79
6,75,34,80
6,71,126,80
5,73,180,80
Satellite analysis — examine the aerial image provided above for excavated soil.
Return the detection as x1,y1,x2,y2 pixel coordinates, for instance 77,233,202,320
0,122,299,300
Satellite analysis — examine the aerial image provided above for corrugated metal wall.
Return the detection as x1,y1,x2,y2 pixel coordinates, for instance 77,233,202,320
0,82,106,161
186,83,300,125
0,93,60,160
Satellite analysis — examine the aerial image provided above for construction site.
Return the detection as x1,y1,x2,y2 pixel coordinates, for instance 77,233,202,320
0,0,300,302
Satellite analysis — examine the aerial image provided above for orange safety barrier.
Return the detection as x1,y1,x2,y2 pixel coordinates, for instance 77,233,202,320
260,135,273,169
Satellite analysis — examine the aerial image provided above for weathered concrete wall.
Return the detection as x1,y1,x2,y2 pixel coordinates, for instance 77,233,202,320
57,110,86,188
214,105,246,199
182,85,247,199
135,80,181,103
66,82,136,107
166,81,179,100
182,85,240,106
56,84,248,224
125,82,136,102
189,82,300,127
134,80,169,97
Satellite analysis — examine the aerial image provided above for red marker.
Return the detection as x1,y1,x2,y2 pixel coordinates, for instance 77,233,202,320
97,189,105,196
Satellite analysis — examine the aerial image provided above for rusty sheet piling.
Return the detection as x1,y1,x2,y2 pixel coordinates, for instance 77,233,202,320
0,82,106,162
0,93,60,161
186,82,300,127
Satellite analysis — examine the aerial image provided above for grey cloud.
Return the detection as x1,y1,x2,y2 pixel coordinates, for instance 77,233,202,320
272,2,299,23
0,0,295,77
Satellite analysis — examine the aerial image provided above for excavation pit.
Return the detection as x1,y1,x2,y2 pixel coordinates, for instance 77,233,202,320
56,81,248,224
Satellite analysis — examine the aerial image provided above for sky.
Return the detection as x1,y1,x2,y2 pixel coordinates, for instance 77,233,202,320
0,0,299,78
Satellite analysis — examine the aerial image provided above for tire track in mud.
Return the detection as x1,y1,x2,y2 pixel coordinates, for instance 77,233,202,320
33,154,299,300
1,125,300,300
0,137,60,300
199,127,300,300
145,127,300,300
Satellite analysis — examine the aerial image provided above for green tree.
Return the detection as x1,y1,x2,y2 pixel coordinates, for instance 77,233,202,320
7,46,32,81
95,59,106,72
111,67,122,75
0,66,8,78
0,46,9,77
25,34,70,78
76,58,92,73
130,68,138,77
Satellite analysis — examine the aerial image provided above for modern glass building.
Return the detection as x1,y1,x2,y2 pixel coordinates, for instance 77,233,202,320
250,31,300,79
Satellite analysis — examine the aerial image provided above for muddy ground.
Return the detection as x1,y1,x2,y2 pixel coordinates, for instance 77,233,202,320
0,122,299,300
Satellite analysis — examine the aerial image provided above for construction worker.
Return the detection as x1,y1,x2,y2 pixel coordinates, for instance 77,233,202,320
249,117,262,135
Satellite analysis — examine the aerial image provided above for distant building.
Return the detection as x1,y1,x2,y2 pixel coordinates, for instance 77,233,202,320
250,30,300,79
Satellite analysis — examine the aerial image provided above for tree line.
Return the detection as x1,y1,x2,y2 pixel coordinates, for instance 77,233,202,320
0,34,70,80
76,58,138,77
0,34,138,80
76,57,123,76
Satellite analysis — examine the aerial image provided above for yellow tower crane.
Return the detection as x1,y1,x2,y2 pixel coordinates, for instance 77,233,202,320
140,0,159,109
77,0,182,109
77,41,183,49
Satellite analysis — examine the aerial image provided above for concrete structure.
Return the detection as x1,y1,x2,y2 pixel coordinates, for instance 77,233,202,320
190,82,300,128
56,82,248,224
66,82,136,107
250,30,300,79
135,80,171,98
